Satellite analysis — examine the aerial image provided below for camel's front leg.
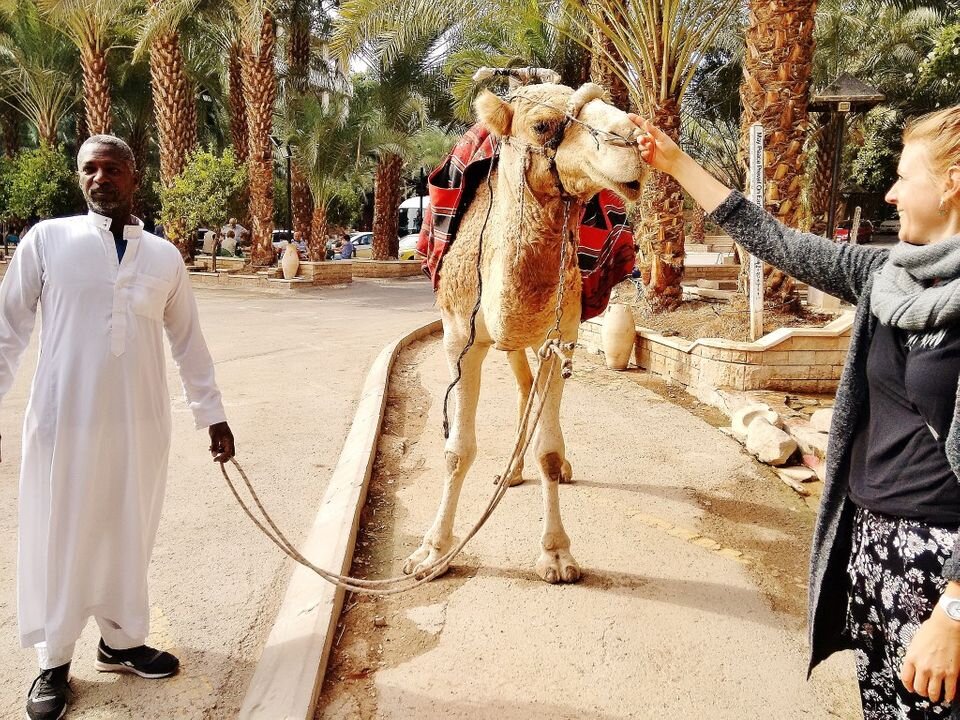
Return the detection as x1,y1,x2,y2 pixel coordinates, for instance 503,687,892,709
505,350,532,486
403,333,489,578
532,350,580,584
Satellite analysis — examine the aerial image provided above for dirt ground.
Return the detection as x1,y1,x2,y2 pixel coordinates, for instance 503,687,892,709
316,336,859,719
611,281,836,343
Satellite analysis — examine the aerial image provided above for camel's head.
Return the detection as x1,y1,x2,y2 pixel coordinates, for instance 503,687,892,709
475,82,645,202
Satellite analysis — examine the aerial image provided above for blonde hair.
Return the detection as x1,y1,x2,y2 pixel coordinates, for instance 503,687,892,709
902,105,960,179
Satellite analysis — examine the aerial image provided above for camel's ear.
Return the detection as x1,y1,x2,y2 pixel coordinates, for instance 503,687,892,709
475,90,513,137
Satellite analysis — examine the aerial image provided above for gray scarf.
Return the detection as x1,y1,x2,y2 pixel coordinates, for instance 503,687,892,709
871,235,960,330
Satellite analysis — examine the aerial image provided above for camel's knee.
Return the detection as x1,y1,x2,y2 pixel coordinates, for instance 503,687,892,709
445,448,475,477
538,451,564,482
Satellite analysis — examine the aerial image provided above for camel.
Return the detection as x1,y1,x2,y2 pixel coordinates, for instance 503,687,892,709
403,80,646,584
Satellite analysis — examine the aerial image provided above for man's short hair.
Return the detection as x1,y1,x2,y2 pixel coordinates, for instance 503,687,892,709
77,135,136,171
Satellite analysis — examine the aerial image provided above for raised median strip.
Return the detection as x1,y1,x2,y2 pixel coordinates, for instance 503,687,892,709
238,318,443,720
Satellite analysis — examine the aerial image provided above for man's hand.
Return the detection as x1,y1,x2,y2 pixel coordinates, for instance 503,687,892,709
209,421,235,463
901,593,960,704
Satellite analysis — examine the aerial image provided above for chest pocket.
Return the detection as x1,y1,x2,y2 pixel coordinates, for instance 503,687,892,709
128,274,169,322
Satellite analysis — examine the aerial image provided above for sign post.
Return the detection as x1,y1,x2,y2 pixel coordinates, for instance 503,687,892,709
748,123,765,341
849,206,862,244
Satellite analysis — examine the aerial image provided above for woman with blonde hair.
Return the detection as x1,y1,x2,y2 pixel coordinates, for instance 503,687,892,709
631,106,960,718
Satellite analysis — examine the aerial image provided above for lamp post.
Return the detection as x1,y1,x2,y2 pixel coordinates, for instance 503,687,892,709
810,74,884,241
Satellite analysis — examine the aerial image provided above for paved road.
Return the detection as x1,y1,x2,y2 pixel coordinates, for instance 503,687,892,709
0,277,438,719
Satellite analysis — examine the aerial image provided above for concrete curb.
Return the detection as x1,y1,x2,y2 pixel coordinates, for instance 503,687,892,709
238,318,443,720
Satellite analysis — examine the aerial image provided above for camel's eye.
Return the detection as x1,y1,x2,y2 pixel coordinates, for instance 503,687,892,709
532,120,551,135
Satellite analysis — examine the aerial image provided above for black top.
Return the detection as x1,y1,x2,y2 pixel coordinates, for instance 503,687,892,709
848,322,960,525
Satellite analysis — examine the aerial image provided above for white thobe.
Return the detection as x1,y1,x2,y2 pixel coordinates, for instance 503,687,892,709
0,212,227,650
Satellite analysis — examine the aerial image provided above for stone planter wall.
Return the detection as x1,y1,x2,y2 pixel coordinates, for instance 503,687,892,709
189,261,352,292
193,255,246,273
579,312,853,395
351,259,423,278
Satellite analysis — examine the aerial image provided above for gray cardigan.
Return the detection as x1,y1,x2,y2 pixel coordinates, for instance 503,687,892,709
710,191,960,674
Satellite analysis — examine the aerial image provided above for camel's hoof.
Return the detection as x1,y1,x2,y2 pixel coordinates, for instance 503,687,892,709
402,541,452,580
560,459,573,483
536,549,581,584
507,465,525,487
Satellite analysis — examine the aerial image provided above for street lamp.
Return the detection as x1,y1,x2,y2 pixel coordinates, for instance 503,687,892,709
271,136,293,242
810,73,884,241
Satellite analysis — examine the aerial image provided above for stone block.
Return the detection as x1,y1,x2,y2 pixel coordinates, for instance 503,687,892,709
745,418,798,466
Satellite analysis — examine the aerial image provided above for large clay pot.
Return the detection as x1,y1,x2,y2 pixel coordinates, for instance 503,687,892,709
600,303,636,370
281,242,300,279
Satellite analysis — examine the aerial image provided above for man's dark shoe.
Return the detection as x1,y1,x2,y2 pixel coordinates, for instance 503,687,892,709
25,663,70,720
94,640,179,679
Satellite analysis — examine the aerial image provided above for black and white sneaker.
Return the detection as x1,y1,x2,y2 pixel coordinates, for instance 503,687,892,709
25,663,70,720
94,640,179,679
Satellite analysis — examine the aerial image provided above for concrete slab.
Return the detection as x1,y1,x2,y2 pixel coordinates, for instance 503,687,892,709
314,344,861,719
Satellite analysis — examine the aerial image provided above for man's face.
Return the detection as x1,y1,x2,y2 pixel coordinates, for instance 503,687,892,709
78,144,136,215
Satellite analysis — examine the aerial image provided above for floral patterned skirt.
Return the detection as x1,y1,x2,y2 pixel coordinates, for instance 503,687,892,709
846,506,960,719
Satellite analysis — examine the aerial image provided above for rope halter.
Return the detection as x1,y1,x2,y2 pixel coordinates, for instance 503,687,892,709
497,82,644,202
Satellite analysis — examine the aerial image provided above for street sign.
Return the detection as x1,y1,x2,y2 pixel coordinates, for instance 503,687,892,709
748,123,764,341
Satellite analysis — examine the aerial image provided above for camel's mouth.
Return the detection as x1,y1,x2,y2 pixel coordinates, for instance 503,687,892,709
615,179,643,200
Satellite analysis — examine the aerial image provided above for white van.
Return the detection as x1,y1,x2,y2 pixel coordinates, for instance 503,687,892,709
398,196,430,238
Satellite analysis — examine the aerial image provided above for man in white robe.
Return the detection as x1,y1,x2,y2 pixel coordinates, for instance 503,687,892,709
1,135,235,720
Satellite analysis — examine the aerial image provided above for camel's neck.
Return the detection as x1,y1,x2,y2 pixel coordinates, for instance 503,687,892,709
488,163,579,285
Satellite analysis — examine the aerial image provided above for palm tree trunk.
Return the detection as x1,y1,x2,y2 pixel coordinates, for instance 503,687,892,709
288,6,314,244
228,48,249,164
308,204,328,262
242,12,278,267
740,0,818,307
639,99,685,310
75,110,89,148
78,27,111,135
691,204,706,245
809,113,839,235
150,14,197,260
372,153,403,260
289,2,310,95
291,164,313,245
2,108,19,157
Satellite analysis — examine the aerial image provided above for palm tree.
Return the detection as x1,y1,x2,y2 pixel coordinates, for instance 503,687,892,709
332,9,448,259
239,7,277,266
738,0,818,306
283,0,315,244
279,92,374,260
573,0,740,309
0,1,79,147
36,0,137,135
136,0,202,257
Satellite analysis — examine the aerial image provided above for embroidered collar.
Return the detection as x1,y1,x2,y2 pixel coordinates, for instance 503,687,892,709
86,210,144,239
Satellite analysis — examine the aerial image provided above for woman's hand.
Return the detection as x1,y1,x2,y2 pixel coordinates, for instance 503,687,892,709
901,603,960,704
627,114,684,176
627,114,732,215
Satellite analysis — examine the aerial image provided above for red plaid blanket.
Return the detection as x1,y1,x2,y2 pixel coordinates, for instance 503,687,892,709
417,124,635,321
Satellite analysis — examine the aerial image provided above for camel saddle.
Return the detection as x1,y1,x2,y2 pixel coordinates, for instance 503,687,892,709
417,124,636,322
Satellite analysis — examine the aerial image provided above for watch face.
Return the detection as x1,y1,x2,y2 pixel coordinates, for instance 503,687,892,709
946,600,960,620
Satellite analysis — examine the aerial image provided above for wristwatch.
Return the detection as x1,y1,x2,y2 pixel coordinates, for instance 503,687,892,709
938,594,960,621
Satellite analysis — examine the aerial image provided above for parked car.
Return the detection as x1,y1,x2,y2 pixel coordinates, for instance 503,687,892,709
834,219,873,244
349,231,373,259
398,234,421,260
876,217,900,235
